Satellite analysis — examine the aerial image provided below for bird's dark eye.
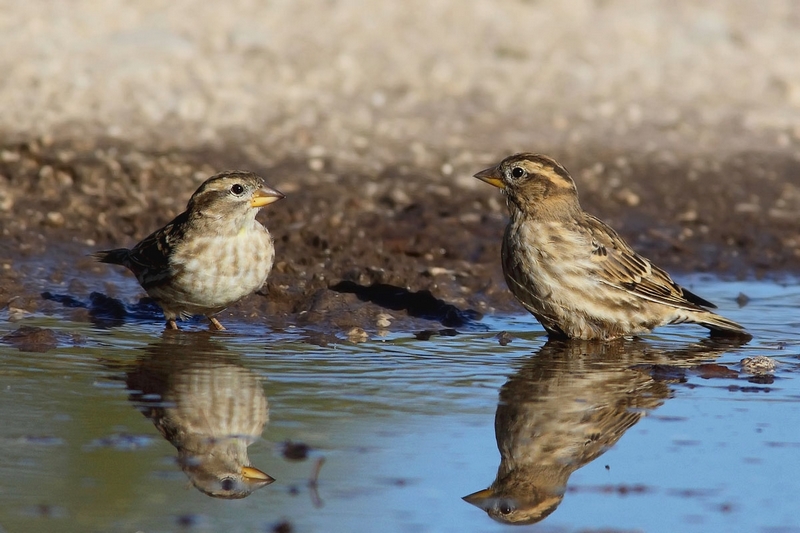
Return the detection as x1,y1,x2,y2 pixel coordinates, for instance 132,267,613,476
511,167,525,179
220,478,235,491
499,502,514,515
230,184,245,195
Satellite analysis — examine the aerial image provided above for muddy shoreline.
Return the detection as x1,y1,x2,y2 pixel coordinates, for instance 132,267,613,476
3,1,800,335
0,135,798,335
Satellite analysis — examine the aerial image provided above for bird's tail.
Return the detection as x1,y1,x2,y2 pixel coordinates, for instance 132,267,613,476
692,310,751,340
92,248,130,266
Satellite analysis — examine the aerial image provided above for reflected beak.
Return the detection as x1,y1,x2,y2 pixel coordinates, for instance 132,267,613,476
241,466,275,484
474,166,505,189
462,487,494,508
251,185,286,208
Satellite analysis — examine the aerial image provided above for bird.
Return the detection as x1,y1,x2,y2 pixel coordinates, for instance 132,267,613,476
93,170,284,330
463,337,737,524
475,153,749,341
126,332,274,498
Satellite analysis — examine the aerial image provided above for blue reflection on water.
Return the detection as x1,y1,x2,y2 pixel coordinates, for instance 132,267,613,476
0,279,797,532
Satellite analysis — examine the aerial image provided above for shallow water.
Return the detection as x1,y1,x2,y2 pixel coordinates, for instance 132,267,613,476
0,278,799,533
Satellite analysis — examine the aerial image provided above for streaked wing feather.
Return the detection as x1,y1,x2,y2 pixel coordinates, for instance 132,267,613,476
127,212,189,276
678,287,716,308
582,214,714,311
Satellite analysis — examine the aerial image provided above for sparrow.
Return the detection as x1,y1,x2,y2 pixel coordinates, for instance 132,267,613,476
463,337,738,524
475,153,749,341
93,171,284,330
127,332,274,498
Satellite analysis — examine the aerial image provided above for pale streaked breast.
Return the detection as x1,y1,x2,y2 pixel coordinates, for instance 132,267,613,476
163,224,274,312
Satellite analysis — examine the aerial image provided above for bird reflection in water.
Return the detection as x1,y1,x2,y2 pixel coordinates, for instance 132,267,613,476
126,331,274,498
464,337,745,525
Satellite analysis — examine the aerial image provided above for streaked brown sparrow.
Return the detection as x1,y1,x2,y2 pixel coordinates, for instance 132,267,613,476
94,170,284,330
475,153,749,340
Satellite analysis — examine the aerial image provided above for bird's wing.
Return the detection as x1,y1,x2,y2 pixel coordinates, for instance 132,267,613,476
581,214,716,311
125,212,189,284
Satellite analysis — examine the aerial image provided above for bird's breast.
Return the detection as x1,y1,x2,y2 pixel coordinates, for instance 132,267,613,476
170,225,274,308
502,218,602,318
505,220,590,277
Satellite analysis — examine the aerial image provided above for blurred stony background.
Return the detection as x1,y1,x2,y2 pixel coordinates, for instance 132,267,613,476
1,0,799,326
3,0,800,164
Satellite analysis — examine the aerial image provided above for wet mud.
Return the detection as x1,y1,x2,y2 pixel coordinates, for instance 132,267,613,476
1,136,798,334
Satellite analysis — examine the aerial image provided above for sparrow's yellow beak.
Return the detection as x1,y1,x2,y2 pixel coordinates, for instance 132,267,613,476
462,487,494,507
251,186,286,208
241,466,275,484
474,166,505,189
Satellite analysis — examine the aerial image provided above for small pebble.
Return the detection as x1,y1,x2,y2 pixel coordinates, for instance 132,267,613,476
415,330,435,341
282,440,310,461
347,327,368,343
736,292,750,307
2,325,58,352
7,306,30,322
376,313,392,328
616,188,640,206
176,514,204,527
46,211,65,227
416,328,459,340
425,266,454,276
740,356,776,375
272,520,294,533
496,331,513,346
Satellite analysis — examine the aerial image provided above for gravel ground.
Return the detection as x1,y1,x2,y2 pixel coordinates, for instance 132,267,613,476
1,1,799,333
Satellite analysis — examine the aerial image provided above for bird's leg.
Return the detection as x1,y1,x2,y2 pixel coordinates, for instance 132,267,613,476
209,317,226,331
166,319,179,330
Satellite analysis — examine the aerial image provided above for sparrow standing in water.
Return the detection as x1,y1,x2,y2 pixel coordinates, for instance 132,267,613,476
475,153,749,340
94,171,284,330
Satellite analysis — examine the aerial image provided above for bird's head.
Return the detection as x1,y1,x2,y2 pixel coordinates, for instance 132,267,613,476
187,171,285,218
462,486,563,525
474,153,579,217
186,464,276,499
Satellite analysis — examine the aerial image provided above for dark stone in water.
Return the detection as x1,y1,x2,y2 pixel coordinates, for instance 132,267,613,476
282,440,310,461
736,292,750,307
2,325,58,352
272,520,293,533
496,331,513,346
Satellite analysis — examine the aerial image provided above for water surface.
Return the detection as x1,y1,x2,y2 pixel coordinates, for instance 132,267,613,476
0,279,798,533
